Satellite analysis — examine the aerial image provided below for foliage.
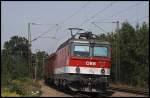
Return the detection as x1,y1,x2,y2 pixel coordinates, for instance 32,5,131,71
1,36,49,81
96,21,149,88
2,87,20,97
1,78,41,97
1,36,46,96
32,51,49,79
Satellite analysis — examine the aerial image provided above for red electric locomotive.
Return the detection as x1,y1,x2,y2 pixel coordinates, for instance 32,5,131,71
44,29,111,92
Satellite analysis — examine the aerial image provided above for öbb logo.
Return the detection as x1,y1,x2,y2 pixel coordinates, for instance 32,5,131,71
86,61,96,66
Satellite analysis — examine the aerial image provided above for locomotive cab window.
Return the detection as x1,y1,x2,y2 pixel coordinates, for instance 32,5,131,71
93,46,108,57
74,45,90,57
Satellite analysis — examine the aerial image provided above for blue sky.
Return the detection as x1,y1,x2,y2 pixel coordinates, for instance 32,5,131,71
1,1,149,54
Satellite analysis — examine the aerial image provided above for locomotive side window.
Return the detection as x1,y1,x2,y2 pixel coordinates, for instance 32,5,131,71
74,45,90,57
93,46,108,57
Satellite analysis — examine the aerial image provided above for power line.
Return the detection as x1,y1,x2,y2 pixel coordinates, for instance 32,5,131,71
31,24,58,42
77,1,116,28
43,2,91,50
31,2,90,42
94,2,144,23
91,22,108,33
111,2,142,18
54,1,90,41
60,1,90,25
90,2,145,35
57,2,116,46
31,23,57,25
130,15,149,24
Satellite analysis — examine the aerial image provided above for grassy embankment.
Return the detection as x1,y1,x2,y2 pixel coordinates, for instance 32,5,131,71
1,77,41,97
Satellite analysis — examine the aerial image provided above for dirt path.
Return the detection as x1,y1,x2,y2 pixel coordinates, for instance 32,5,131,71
39,80,72,97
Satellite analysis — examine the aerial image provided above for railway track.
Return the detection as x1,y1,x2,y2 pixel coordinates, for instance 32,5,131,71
46,83,108,97
63,87,114,97
44,80,108,97
45,81,92,97
68,91,109,97
44,80,149,97
109,86,149,96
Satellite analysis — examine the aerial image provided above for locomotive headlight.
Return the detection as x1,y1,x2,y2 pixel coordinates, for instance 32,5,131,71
76,67,80,73
101,68,105,74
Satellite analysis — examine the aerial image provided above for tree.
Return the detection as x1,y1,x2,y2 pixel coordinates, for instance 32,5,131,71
134,22,149,87
1,36,30,80
32,51,49,79
95,21,149,88
4,36,29,60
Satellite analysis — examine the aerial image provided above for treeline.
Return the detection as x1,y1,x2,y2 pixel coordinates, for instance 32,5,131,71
1,36,49,84
1,36,48,96
96,21,149,88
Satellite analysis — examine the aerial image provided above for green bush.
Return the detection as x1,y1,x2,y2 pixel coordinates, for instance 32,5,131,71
1,87,20,97
2,78,41,97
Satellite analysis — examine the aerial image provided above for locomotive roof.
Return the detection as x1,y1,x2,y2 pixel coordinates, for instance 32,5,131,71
48,52,56,59
56,31,110,51
56,37,110,51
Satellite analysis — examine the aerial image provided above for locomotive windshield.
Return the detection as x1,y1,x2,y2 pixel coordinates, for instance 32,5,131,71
73,44,109,57
74,45,90,57
93,46,108,57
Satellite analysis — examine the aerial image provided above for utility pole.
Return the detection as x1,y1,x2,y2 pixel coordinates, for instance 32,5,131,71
114,21,120,83
116,21,120,83
42,55,45,78
35,52,38,81
115,21,118,83
28,23,54,79
28,23,31,77
34,64,37,81
52,24,59,53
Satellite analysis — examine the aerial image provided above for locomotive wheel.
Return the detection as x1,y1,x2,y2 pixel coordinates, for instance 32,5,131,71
62,79,66,86
63,79,67,89
59,79,65,89
54,79,59,87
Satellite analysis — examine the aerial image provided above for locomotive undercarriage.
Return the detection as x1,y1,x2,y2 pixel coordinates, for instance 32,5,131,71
52,73,109,92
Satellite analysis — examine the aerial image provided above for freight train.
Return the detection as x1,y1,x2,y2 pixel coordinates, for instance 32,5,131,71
44,29,111,92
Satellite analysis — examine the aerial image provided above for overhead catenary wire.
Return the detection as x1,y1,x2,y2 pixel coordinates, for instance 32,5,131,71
130,15,149,24
77,1,116,28
90,2,146,35
19,32,27,39
49,1,91,46
110,2,142,18
91,22,108,33
60,1,90,25
31,1,90,42
55,1,90,39
32,1,148,52
32,2,90,53
31,24,58,42
58,1,116,46
93,2,144,24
